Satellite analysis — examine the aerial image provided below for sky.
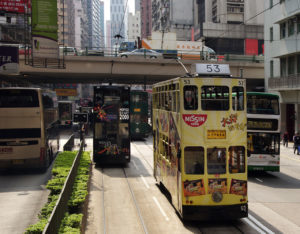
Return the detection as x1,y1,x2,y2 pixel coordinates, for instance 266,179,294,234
103,0,135,21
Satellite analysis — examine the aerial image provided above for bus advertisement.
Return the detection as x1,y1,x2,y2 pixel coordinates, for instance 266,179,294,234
93,86,130,164
152,64,248,220
246,92,280,172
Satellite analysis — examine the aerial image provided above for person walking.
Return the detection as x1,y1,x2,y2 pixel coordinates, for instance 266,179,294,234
283,131,289,147
293,132,300,154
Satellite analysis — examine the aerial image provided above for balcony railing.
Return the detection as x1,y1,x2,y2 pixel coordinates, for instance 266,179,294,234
269,74,300,90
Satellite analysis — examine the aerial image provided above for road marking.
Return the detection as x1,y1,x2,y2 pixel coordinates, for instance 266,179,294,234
242,218,266,234
248,214,275,234
140,175,150,189
153,196,169,221
132,160,139,170
256,178,263,183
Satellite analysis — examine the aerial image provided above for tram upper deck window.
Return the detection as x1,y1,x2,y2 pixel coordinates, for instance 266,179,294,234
207,147,226,174
201,86,229,111
184,147,204,174
184,86,198,110
232,87,244,111
229,146,245,173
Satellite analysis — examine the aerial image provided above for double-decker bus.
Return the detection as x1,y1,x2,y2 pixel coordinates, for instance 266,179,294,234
0,87,60,171
130,90,151,139
246,92,280,172
93,86,131,164
152,64,248,220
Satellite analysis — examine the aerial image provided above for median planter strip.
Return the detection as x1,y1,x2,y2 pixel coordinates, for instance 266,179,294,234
25,151,77,234
59,151,91,233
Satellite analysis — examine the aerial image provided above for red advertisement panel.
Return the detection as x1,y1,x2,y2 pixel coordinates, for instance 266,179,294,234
245,39,258,55
0,0,30,13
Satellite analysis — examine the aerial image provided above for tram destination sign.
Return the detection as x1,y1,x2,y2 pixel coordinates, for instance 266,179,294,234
247,118,278,131
207,130,226,139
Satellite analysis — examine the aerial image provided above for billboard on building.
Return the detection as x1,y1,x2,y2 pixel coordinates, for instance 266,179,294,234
31,0,58,58
0,0,30,13
245,39,258,55
0,45,19,74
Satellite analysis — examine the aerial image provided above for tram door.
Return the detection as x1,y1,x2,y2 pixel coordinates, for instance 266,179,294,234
93,86,130,163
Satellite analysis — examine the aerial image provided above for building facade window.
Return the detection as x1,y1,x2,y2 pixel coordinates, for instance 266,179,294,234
280,57,287,77
288,19,295,36
280,23,286,39
297,55,300,74
270,60,274,78
270,27,273,42
288,56,295,75
270,0,273,8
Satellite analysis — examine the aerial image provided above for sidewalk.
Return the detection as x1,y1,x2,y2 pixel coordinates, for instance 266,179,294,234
280,142,300,159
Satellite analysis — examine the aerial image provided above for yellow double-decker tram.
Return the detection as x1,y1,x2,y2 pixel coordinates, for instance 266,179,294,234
152,64,248,220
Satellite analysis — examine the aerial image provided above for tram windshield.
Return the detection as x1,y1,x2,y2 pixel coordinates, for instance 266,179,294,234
247,133,280,155
247,94,279,115
207,147,226,174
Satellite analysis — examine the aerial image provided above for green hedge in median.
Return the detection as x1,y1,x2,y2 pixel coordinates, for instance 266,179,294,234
25,151,77,234
59,151,91,232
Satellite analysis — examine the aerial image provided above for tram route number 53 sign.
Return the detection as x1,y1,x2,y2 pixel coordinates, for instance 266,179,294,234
0,46,19,74
195,64,230,75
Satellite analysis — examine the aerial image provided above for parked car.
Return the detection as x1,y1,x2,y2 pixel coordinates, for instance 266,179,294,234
59,46,78,56
119,48,163,59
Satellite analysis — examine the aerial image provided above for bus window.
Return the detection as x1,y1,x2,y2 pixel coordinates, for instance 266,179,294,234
207,147,226,174
0,89,39,108
184,86,198,110
232,86,244,111
229,146,245,173
184,147,204,174
201,86,229,111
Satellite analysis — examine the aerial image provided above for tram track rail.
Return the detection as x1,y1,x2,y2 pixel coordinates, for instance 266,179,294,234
99,166,149,234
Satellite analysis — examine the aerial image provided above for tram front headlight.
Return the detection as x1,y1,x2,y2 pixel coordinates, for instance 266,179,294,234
212,191,223,203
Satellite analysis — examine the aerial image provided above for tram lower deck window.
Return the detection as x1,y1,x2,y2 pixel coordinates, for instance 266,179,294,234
184,147,204,174
207,147,226,174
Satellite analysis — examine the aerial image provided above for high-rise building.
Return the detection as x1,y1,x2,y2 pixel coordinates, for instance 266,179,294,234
152,0,193,41
110,0,127,47
194,0,264,55
140,0,151,39
128,11,141,43
135,0,140,11
100,1,105,49
87,0,102,49
58,0,76,47
106,20,112,49
265,0,300,136
74,0,89,49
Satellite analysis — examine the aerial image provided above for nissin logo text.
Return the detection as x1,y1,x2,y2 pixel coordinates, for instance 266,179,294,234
182,114,207,127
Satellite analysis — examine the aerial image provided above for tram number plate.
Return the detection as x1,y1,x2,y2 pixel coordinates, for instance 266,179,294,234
207,130,226,139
